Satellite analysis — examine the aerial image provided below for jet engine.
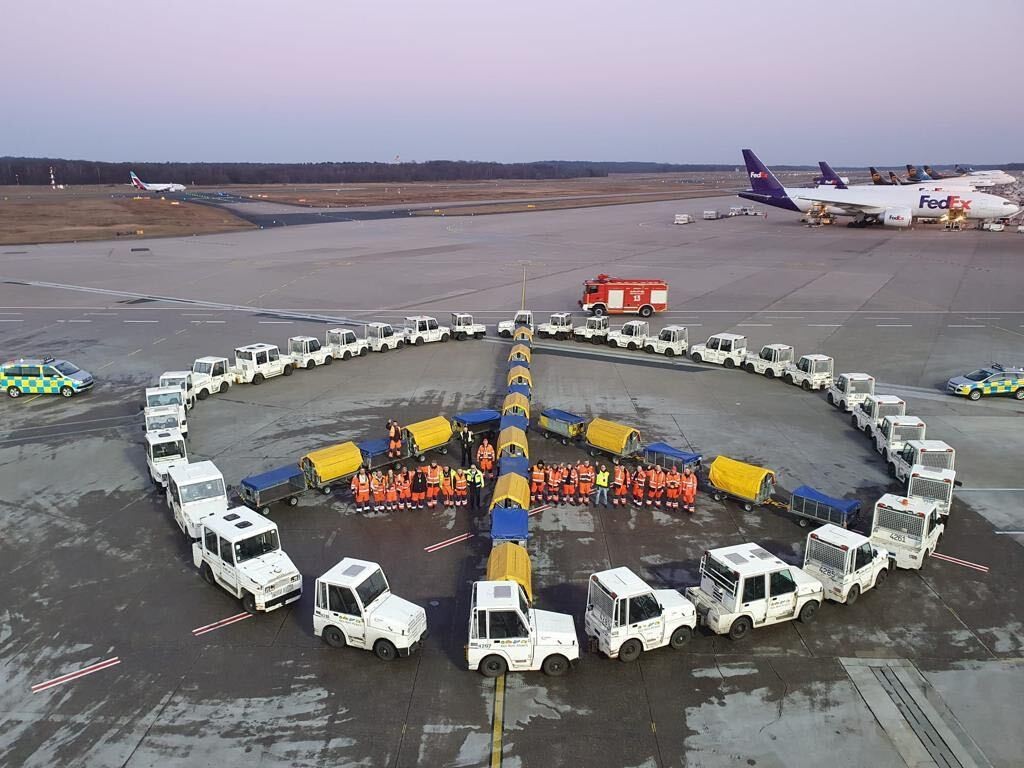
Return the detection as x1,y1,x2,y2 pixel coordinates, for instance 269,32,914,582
883,207,912,227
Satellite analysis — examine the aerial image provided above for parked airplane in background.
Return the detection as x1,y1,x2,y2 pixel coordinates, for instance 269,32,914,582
130,172,186,193
908,164,1015,188
739,149,1020,227
814,162,848,188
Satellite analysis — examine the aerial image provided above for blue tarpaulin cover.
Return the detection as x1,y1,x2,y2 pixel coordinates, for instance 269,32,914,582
541,408,586,425
357,437,390,458
791,485,861,517
644,442,702,466
241,464,304,492
500,413,529,432
498,455,530,479
508,383,531,398
454,409,501,427
492,507,529,542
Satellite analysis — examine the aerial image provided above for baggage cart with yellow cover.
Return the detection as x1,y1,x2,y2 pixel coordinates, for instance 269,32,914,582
584,418,642,464
300,442,363,494
486,542,533,603
403,416,453,462
706,455,776,511
489,473,531,512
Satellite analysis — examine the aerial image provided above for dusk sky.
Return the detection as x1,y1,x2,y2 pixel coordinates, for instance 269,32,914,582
4,1,1021,165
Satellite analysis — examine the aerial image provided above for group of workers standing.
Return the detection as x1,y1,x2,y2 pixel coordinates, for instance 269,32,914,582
349,461,486,513
531,460,697,512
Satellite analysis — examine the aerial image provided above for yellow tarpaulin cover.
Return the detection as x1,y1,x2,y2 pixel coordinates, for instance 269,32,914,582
513,327,534,342
489,473,530,512
508,343,532,363
497,426,529,458
486,542,532,603
708,455,776,502
585,418,642,456
507,366,532,387
502,393,530,417
301,441,363,485
404,416,452,453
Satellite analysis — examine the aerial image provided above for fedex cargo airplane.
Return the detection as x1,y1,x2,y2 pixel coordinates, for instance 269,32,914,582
739,149,1020,227
910,164,1016,188
130,172,186,193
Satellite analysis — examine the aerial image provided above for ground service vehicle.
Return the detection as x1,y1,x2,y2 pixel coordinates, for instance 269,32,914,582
538,408,587,444
826,373,875,411
146,429,188,487
402,316,450,345
158,371,196,409
579,274,668,318
644,325,689,357
1,356,94,399
707,456,776,511
573,316,610,344
450,313,486,340
191,356,233,399
891,440,955,482
314,558,428,660
498,310,534,338
239,465,308,514
673,213,694,225
906,466,956,517
287,336,333,369
869,494,943,570
945,363,1024,400
703,210,719,220
607,320,650,350
584,418,643,464
143,386,188,437
688,333,748,367
788,485,861,529
325,328,369,359
536,312,574,340
232,343,294,384
193,507,302,613
144,405,181,435
467,580,579,677
743,344,794,378
803,525,890,605
166,461,228,540
783,354,834,391
874,415,926,462
585,567,696,662
685,543,823,641
366,323,403,352
852,395,906,437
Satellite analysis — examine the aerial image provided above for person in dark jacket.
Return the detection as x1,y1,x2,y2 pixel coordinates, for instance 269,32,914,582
410,466,428,510
459,426,474,468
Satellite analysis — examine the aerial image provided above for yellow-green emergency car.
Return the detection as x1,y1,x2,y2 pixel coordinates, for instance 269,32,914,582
945,363,1024,401
2,357,95,398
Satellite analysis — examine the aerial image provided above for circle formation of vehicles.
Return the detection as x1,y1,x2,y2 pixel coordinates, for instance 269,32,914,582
121,305,971,676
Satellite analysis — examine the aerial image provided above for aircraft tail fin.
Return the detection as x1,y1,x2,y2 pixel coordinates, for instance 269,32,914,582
817,161,847,189
955,164,974,175
923,165,945,179
906,164,930,182
130,172,147,190
741,149,788,197
869,167,891,185
889,171,905,185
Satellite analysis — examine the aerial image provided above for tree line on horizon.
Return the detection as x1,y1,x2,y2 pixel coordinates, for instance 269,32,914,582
1,156,1019,186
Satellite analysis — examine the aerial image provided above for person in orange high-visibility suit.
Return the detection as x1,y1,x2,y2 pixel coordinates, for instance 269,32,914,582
387,419,403,459
648,466,666,508
351,469,371,513
664,467,682,511
370,470,387,512
681,466,698,514
546,463,562,504
577,460,594,506
454,468,468,508
631,466,647,507
476,438,495,479
613,465,629,507
440,467,454,508
530,461,546,503
385,469,399,511
425,461,442,508
395,467,411,511
562,463,578,505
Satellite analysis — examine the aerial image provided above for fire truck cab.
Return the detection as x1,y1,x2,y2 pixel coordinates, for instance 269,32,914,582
579,274,668,318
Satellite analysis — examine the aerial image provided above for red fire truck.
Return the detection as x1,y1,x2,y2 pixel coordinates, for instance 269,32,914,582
578,274,668,317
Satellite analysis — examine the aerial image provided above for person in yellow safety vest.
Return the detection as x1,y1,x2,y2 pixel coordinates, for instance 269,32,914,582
664,467,682,511
562,463,578,506
594,465,610,508
546,463,562,504
370,470,387,512
467,464,485,511
681,466,698,514
613,465,629,507
577,460,595,506
425,461,442,508
530,461,546,503
387,419,403,459
351,469,371,513
476,438,495,478
454,468,468,508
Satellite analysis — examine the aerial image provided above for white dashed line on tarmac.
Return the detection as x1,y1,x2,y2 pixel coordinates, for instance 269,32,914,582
124,319,159,323
258,320,293,324
0,319,23,323
966,317,1001,321
152,337,166,345
948,325,985,328
808,324,841,327
67,319,91,323
737,323,772,327
0,311,23,315
877,324,912,327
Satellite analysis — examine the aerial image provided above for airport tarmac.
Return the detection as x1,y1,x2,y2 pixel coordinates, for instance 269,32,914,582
1,196,1023,767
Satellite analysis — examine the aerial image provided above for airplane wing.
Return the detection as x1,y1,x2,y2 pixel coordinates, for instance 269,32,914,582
793,195,887,216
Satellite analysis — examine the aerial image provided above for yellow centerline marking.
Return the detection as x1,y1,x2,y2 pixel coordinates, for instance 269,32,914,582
20,394,42,403
490,673,506,768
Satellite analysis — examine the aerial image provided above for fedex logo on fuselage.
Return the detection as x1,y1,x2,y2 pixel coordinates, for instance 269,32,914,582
919,194,971,211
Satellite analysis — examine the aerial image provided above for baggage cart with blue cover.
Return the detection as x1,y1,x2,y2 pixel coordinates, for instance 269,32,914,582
706,455,776,511
498,455,530,480
239,465,308,514
643,442,702,472
491,506,529,547
358,437,393,470
508,383,532,399
788,485,861,529
538,408,588,445
453,408,502,446
500,412,529,433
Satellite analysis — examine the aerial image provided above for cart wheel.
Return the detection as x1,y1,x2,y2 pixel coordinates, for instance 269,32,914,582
289,496,299,507
743,502,753,512
440,447,448,455
798,517,809,528
560,438,568,446
322,486,332,495
588,449,598,457
543,431,551,440
259,506,270,515
612,457,621,465
713,492,723,502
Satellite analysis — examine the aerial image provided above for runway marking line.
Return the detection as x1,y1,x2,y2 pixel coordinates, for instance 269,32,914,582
948,325,984,328
930,552,989,573
152,337,166,345
31,656,121,693
877,324,912,327
424,532,474,552
808,323,841,327
0,319,23,323
124,319,159,323
192,612,253,636
528,504,552,517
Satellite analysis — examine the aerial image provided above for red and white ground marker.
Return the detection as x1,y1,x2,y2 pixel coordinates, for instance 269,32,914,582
930,552,990,573
192,612,252,636
31,656,121,693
